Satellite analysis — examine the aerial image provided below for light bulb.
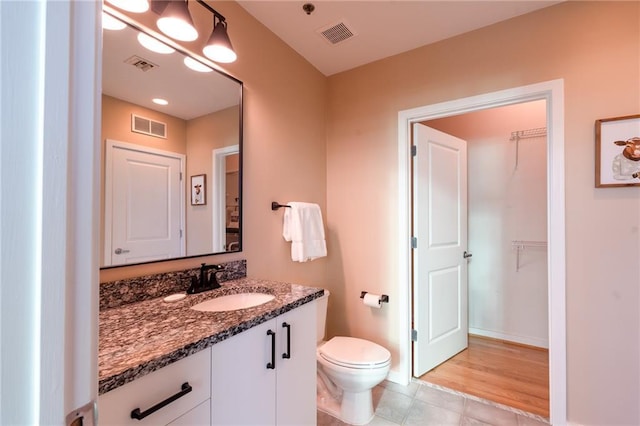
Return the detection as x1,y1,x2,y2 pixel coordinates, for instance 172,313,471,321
137,33,175,54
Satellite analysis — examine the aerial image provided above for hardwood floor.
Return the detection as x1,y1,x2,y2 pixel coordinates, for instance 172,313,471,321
417,335,549,418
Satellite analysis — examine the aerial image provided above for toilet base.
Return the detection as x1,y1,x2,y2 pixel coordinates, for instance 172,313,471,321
317,374,375,425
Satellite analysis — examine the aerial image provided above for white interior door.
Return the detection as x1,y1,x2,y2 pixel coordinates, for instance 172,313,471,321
105,140,185,266
412,124,469,377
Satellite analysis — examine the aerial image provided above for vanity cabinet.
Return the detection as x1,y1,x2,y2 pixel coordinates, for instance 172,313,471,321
98,347,211,425
210,300,317,425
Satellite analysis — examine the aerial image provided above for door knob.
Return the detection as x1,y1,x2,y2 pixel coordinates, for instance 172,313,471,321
463,251,473,259
114,248,130,255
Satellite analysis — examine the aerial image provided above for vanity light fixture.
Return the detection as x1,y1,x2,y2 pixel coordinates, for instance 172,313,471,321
202,11,237,63
102,12,126,30
157,0,198,42
137,32,176,54
105,0,149,13
151,0,237,64
183,56,213,73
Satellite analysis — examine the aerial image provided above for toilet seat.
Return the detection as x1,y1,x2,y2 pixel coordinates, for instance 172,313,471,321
318,336,391,369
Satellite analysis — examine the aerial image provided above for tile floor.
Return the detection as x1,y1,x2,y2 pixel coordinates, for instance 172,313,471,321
317,380,550,426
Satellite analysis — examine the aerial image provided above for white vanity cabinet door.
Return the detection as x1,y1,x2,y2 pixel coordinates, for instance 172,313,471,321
99,348,211,426
210,300,317,425
276,300,317,426
210,318,277,425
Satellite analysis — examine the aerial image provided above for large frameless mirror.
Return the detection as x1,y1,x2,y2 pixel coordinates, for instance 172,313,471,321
100,11,242,268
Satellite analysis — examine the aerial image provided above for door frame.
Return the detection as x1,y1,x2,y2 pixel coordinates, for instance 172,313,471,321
212,144,239,252
396,79,566,424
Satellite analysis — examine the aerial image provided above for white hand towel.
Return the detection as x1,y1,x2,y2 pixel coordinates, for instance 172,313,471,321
282,202,327,262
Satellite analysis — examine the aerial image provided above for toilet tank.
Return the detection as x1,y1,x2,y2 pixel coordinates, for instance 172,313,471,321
316,290,329,344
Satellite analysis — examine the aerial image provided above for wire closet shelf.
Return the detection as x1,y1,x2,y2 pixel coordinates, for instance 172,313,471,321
510,127,547,169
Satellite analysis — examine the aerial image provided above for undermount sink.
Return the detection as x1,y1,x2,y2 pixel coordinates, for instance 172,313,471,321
191,293,275,312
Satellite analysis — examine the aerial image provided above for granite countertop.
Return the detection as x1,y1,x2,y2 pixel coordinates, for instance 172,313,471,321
99,278,324,395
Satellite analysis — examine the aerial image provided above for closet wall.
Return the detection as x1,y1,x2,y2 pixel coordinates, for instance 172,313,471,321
426,100,548,347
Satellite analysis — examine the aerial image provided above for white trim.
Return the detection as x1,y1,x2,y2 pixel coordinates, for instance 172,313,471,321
397,79,566,425
0,0,101,422
469,328,548,350
104,139,186,266
212,145,239,252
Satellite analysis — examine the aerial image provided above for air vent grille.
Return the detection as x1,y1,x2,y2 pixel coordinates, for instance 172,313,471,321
131,114,167,139
318,21,356,45
124,55,158,72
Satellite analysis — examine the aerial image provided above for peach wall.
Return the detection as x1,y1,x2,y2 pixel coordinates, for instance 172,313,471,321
185,106,239,255
326,2,639,425
100,2,328,289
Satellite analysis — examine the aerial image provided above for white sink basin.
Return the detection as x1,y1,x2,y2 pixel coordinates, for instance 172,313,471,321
191,293,275,312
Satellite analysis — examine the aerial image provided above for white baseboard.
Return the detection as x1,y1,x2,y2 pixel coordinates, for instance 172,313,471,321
469,327,548,349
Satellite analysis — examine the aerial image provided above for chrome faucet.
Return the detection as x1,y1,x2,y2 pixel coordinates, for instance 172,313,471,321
187,263,224,294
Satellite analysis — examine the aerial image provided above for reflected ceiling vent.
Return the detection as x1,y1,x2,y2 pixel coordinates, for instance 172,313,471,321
317,20,356,45
124,55,158,72
131,114,167,139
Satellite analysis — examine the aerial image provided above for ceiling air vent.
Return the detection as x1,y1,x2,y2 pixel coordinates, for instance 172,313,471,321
124,55,158,72
131,114,167,139
317,20,356,45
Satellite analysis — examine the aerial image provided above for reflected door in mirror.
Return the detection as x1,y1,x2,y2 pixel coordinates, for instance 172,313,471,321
104,140,186,266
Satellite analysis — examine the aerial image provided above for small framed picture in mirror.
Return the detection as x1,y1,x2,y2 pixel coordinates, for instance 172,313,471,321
191,174,206,205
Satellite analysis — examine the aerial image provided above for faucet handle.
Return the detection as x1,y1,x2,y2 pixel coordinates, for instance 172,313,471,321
187,275,199,294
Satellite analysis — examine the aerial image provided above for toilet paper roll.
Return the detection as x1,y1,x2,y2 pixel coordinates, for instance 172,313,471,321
363,293,382,309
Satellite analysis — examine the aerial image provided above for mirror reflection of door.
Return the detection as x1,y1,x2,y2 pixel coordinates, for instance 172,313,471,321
104,140,185,266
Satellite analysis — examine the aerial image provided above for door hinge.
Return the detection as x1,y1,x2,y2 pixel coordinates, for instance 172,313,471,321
180,172,183,181
180,229,183,238
411,237,417,249
411,145,417,156
411,329,418,341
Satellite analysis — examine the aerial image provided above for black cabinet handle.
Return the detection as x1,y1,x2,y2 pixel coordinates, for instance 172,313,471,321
266,329,276,369
130,382,192,420
282,322,291,359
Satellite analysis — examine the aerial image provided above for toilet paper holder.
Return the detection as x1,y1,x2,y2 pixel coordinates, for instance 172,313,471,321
360,291,389,303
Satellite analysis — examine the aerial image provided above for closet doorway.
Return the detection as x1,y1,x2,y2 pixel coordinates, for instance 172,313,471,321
414,100,549,417
397,80,566,425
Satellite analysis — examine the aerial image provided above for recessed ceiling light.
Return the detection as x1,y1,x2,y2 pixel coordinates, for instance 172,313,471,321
102,13,126,31
105,0,149,13
183,57,213,73
137,33,175,54
152,98,169,106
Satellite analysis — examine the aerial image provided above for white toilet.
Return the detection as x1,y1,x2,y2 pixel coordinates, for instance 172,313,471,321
316,290,391,425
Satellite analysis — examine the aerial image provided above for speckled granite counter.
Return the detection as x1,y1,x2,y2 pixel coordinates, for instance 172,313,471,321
99,278,324,395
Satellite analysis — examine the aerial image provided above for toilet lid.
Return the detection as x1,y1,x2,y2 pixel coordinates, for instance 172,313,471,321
319,336,391,368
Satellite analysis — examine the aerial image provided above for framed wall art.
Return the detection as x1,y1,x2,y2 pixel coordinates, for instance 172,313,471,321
595,114,640,187
191,174,206,205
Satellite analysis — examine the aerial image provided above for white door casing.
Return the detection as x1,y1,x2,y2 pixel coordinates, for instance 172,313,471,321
397,79,566,425
212,145,239,252
412,124,469,376
104,140,185,266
